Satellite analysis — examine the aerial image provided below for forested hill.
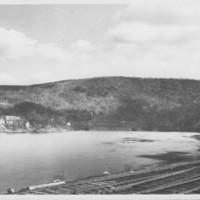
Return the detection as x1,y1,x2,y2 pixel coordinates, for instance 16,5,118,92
1,76,200,132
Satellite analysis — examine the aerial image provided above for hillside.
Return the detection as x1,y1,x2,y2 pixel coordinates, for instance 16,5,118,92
1,76,200,132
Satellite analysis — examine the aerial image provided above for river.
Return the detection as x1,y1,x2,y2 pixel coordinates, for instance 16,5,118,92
0,131,200,193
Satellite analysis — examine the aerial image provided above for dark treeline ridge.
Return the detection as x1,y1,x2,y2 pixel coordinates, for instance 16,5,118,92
0,76,200,131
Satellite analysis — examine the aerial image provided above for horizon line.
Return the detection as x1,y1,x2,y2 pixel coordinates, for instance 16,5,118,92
0,75,200,87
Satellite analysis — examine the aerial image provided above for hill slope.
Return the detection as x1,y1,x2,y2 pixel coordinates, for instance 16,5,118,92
1,76,200,132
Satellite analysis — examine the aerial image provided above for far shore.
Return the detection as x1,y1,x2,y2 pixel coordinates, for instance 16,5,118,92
1,128,200,134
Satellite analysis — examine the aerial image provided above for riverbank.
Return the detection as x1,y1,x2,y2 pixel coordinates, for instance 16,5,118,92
0,126,72,134
2,127,200,134
14,159,200,194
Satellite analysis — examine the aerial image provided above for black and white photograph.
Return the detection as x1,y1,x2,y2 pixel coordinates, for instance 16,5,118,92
1,0,200,197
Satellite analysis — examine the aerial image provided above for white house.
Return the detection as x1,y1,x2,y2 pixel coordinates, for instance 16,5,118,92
5,116,21,125
0,115,30,129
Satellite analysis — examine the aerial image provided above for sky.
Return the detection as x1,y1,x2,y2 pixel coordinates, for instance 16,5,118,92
1,1,200,84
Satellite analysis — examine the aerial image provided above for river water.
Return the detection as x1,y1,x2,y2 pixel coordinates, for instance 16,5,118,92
0,131,200,193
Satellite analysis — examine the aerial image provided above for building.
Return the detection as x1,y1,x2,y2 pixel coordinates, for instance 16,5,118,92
5,116,21,125
0,115,30,129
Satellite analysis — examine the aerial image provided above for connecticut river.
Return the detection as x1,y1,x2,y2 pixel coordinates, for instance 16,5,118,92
0,131,200,193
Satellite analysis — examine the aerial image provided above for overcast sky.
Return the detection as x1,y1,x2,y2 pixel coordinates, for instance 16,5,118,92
1,1,200,84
